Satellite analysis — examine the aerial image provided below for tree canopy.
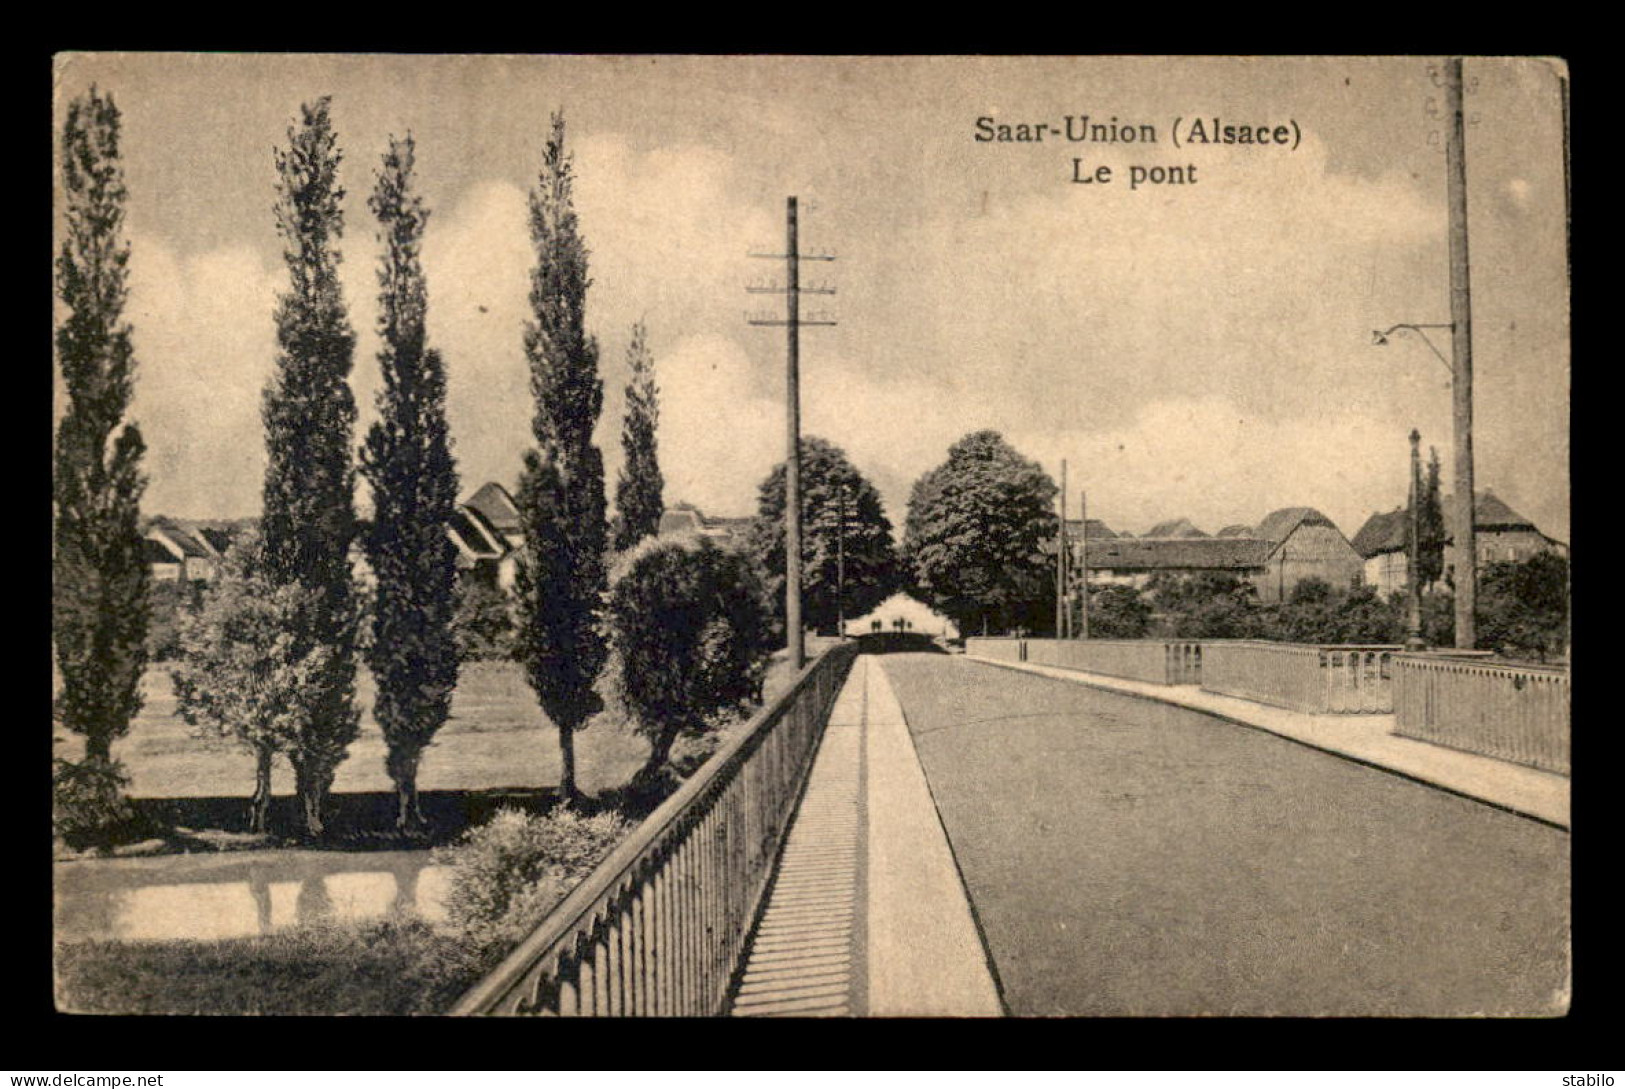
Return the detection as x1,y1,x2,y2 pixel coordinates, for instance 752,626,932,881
261,96,362,838
902,430,1057,635
746,436,899,636
359,133,461,830
512,111,610,805
613,322,664,553
53,86,151,771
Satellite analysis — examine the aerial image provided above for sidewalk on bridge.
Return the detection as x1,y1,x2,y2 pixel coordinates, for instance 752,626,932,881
863,656,1005,1017
730,655,1004,1017
966,654,1569,829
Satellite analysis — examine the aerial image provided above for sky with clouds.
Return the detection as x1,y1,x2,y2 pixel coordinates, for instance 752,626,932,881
52,55,1569,544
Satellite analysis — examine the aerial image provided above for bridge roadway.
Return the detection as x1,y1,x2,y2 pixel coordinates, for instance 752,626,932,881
730,651,1570,1018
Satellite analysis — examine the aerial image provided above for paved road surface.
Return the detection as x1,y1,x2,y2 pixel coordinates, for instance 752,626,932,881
883,654,1570,1017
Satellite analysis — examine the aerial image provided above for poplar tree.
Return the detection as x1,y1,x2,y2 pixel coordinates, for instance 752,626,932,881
613,322,663,552
513,111,609,806
53,87,151,771
360,134,461,831
261,97,362,838
1418,446,1447,591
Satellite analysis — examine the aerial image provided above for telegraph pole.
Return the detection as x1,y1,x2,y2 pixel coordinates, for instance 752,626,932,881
1078,489,1090,639
749,196,836,670
1057,460,1068,639
837,480,847,642
1445,56,1478,649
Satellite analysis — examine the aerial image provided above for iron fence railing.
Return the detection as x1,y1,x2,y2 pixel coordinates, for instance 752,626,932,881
450,642,859,1016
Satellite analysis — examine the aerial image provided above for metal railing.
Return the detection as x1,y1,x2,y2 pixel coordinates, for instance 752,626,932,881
451,642,859,1016
1200,641,1401,713
1393,654,1571,775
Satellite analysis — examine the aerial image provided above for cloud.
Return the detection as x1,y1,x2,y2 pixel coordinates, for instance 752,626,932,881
120,234,284,517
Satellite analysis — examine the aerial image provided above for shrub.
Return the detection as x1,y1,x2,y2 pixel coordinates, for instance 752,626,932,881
453,576,515,661
608,535,773,783
435,807,630,956
1083,584,1152,638
53,758,139,848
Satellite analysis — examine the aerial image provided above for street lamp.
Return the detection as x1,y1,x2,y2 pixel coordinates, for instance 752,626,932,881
1405,428,1426,652
1371,323,1454,371
1373,320,1477,650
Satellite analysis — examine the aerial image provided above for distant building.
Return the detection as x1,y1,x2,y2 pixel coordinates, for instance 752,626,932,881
1073,506,1361,603
144,518,234,583
1083,535,1271,588
1352,490,1568,598
1254,507,1364,603
657,502,752,548
448,482,524,590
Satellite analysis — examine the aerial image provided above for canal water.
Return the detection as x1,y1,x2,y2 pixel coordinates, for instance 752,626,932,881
54,850,452,944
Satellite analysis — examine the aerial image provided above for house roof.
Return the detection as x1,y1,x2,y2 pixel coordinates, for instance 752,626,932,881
1447,490,1536,532
1356,491,1542,557
149,521,213,559
449,507,506,558
1255,507,1341,544
143,538,181,565
1144,517,1208,539
464,482,522,534
1351,508,1410,558
196,527,235,555
1064,518,1117,540
1084,536,1271,571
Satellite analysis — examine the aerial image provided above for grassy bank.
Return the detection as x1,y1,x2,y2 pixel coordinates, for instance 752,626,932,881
55,916,487,1015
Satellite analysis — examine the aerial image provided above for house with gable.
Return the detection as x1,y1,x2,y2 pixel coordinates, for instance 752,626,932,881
1253,507,1364,603
144,518,229,582
447,481,525,590
1352,490,1568,599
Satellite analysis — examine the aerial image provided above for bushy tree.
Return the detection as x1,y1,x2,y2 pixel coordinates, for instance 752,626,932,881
903,430,1057,635
260,97,362,838
53,87,151,774
453,578,515,661
146,579,202,662
613,322,663,553
1478,552,1570,662
172,534,340,834
1147,572,1263,639
1083,584,1152,639
608,535,774,785
1267,579,1404,644
748,436,898,636
359,134,461,831
513,112,610,806
436,808,629,957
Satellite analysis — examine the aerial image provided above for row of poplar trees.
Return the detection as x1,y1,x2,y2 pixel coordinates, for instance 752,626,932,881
54,89,666,838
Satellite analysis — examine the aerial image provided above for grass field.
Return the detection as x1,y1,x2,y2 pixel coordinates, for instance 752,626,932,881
53,649,818,803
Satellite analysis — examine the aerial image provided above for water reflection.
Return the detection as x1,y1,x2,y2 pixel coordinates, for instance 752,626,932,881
55,850,452,944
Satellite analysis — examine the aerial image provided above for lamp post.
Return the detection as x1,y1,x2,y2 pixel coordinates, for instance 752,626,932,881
1405,428,1427,651
1373,321,1475,650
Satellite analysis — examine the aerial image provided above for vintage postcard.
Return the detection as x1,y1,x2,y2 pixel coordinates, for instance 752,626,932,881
51,54,1569,1019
